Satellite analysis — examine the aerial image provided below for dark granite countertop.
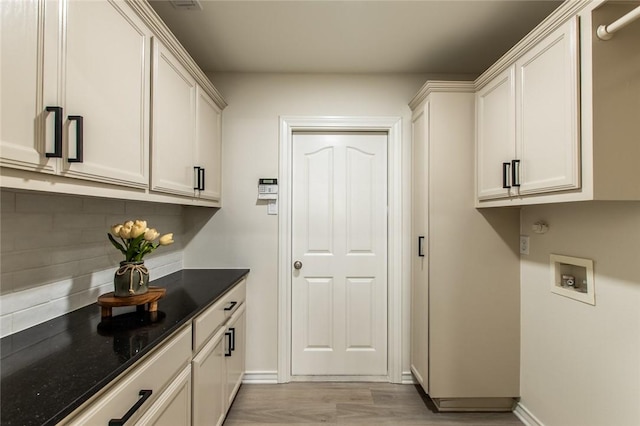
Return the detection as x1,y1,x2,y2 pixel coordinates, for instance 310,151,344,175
0,268,249,426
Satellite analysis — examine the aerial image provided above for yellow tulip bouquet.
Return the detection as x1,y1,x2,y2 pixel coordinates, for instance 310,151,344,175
108,220,174,263
107,220,174,296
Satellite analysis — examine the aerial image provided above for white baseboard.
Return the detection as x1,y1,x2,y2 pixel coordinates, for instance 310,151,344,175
514,402,545,426
242,371,279,384
241,370,417,385
402,371,416,384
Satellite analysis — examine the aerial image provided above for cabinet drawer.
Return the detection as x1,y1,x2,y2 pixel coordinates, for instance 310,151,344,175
193,278,246,353
63,326,192,425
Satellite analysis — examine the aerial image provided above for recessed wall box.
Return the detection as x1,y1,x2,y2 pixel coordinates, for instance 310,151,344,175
550,254,595,305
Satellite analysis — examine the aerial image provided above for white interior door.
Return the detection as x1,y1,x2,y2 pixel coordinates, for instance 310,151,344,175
291,132,387,376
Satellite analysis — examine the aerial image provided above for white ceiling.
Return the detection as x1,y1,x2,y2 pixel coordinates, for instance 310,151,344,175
149,0,562,75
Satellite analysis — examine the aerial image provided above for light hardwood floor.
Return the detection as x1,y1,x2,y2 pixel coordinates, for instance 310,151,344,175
223,383,523,425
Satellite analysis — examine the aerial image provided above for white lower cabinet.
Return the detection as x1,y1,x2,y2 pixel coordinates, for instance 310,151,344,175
410,83,520,411
224,304,246,408
192,327,226,426
61,278,247,425
62,326,192,425
135,365,192,426
192,278,247,425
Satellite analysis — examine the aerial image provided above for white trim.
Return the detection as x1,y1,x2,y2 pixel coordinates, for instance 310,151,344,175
514,403,545,426
401,371,416,385
409,80,475,110
277,116,404,384
242,371,279,384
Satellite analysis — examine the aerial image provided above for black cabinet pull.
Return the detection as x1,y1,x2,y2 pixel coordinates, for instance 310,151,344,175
224,301,237,311
225,331,233,357
502,162,511,189
108,389,152,426
199,167,205,191
229,327,236,351
511,159,520,187
193,166,201,190
67,115,83,163
418,236,425,257
45,106,63,158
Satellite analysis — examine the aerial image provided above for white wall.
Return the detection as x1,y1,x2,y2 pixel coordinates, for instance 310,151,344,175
0,189,185,336
183,72,433,378
519,201,640,426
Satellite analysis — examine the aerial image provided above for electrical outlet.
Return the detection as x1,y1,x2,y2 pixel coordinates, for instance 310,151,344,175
520,235,530,255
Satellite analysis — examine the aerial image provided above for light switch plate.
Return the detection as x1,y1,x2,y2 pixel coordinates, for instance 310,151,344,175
520,235,530,255
267,199,278,215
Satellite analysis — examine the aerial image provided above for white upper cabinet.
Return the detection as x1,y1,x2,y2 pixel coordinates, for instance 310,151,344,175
60,0,151,187
1,0,56,174
1,0,226,206
151,41,224,203
476,17,579,203
1,0,151,188
195,87,222,202
476,1,640,207
515,17,580,196
151,39,197,197
476,66,516,200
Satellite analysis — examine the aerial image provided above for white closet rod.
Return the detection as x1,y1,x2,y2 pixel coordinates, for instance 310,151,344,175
596,5,640,40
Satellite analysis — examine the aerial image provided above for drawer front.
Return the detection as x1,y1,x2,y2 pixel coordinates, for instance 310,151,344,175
193,278,246,353
63,325,192,425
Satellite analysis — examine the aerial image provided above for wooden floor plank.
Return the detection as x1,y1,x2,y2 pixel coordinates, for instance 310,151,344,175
223,383,523,425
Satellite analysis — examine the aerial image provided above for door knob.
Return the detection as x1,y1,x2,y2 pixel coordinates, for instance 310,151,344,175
293,261,303,270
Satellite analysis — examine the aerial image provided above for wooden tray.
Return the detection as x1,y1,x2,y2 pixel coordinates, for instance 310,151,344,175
97,286,166,319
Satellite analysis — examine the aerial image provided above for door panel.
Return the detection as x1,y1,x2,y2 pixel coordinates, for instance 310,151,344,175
410,104,429,389
516,17,580,195
291,132,387,376
62,0,150,187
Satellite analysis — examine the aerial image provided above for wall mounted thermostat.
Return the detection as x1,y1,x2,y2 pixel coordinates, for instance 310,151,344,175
258,178,278,215
258,178,278,200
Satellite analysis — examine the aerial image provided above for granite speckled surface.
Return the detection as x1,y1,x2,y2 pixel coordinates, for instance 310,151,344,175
0,268,249,426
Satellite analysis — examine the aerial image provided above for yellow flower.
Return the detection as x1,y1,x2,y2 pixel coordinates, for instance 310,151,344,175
134,219,147,229
123,220,134,228
110,224,123,236
130,222,147,239
159,233,174,246
119,224,132,239
144,228,160,241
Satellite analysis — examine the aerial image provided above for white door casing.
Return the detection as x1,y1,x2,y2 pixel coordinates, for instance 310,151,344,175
278,116,403,384
291,132,387,376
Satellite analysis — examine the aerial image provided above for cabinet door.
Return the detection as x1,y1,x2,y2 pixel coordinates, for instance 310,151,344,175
0,0,57,174
226,304,245,407
151,40,197,197
61,0,150,188
134,365,191,426
195,86,222,201
410,102,429,391
192,327,226,426
516,17,580,195
476,66,516,200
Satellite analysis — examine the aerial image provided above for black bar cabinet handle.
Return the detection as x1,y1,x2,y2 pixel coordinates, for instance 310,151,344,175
511,159,520,187
45,106,63,158
224,301,237,311
199,167,205,191
418,236,425,257
108,389,152,426
229,327,236,351
67,115,83,163
194,166,201,190
225,331,233,357
502,162,511,189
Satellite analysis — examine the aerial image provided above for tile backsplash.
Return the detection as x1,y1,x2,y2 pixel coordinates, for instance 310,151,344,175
0,189,185,337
